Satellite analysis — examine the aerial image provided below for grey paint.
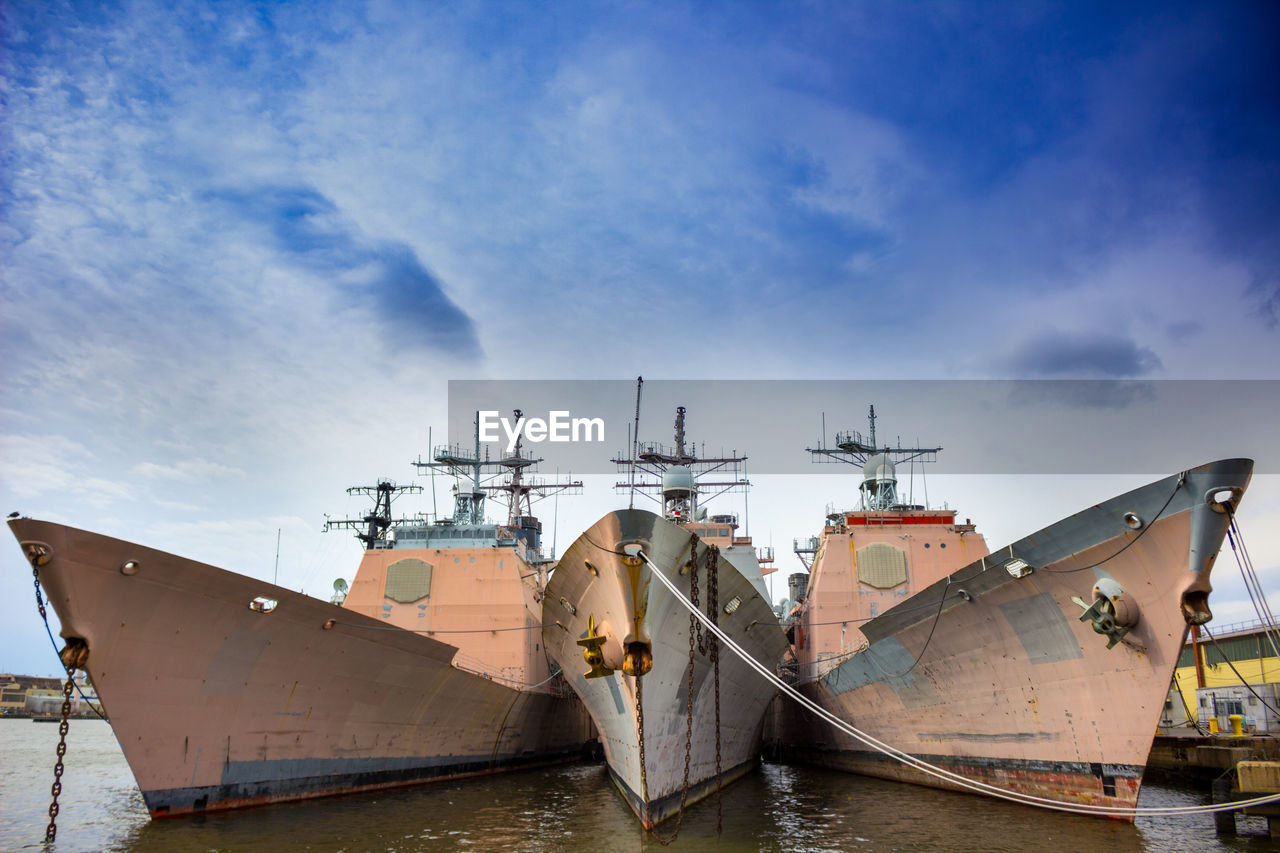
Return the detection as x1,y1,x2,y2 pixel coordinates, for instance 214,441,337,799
606,672,627,716
998,592,1084,664
915,730,1062,743
824,638,942,709
202,628,271,696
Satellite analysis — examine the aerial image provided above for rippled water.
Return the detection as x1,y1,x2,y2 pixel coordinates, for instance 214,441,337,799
1,718,1274,852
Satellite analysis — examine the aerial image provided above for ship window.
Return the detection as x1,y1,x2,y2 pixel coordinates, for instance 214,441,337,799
1217,699,1244,717
720,528,731,536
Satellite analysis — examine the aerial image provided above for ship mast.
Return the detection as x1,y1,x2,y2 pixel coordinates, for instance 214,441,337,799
414,410,583,556
806,404,941,511
420,412,490,524
323,480,423,549
613,405,749,521
326,411,581,557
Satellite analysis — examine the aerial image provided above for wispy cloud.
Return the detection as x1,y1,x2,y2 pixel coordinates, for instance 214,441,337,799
134,458,246,482
0,434,134,506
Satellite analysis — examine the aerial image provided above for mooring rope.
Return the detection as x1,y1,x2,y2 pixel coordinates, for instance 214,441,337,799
638,551,1280,818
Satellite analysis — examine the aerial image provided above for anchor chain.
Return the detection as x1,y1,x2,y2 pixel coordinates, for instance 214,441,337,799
32,552,49,624
691,553,704,654
707,545,723,836
46,663,75,843
31,556,77,844
635,671,647,802
645,540,706,840
645,545,701,845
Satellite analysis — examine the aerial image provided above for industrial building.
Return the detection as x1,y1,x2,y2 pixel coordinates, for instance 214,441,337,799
1162,620,1280,735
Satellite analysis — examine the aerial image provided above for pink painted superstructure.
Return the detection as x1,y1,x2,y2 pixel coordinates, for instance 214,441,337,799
8,420,593,818
771,407,1254,816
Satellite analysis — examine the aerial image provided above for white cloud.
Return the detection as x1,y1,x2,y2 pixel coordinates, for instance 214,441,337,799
133,458,246,482
0,434,132,505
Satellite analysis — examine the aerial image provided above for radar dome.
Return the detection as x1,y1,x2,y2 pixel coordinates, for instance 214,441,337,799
662,465,695,497
863,453,896,482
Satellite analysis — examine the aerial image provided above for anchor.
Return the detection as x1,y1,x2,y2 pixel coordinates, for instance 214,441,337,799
1073,577,1139,650
577,614,615,678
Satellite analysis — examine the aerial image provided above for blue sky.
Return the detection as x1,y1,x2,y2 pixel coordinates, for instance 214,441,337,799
2,1,1278,674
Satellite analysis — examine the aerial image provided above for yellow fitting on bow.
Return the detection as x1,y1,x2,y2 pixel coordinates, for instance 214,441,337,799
576,614,615,678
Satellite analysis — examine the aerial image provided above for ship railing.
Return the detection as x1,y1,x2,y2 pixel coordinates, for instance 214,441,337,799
793,536,820,553
1199,617,1280,640
784,640,872,677
450,651,573,697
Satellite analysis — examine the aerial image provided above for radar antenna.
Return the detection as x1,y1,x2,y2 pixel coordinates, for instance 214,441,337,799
323,480,423,549
613,405,749,521
330,578,349,605
413,411,582,559
805,404,941,511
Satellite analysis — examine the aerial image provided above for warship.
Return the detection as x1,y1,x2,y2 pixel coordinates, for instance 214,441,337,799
9,415,593,817
771,406,1254,814
542,402,789,829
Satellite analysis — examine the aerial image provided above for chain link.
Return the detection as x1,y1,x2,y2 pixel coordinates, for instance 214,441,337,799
33,558,48,622
33,557,76,844
46,670,74,843
635,670,647,803
707,545,723,837
690,555,704,655
647,545,702,845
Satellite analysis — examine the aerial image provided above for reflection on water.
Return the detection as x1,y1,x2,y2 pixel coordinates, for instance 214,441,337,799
0,719,1273,852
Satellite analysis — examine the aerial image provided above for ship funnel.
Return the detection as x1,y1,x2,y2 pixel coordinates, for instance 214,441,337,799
788,572,809,603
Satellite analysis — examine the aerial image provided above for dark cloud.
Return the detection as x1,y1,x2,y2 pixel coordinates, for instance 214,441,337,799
1002,329,1162,379
1167,321,1202,344
204,186,481,359
1005,379,1157,411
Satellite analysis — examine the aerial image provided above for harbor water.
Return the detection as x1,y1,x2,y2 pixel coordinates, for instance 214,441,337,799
1,718,1273,852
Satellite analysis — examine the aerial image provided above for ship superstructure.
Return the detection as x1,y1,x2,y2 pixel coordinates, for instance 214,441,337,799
542,401,788,829
333,411,581,688
787,406,989,674
772,406,1254,814
9,414,593,818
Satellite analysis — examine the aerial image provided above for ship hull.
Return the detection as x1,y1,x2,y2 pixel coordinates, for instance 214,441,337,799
773,458,1253,815
543,509,789,828
10,519,592,817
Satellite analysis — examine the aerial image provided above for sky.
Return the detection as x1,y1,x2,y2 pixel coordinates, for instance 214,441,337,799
2,0,1279,675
